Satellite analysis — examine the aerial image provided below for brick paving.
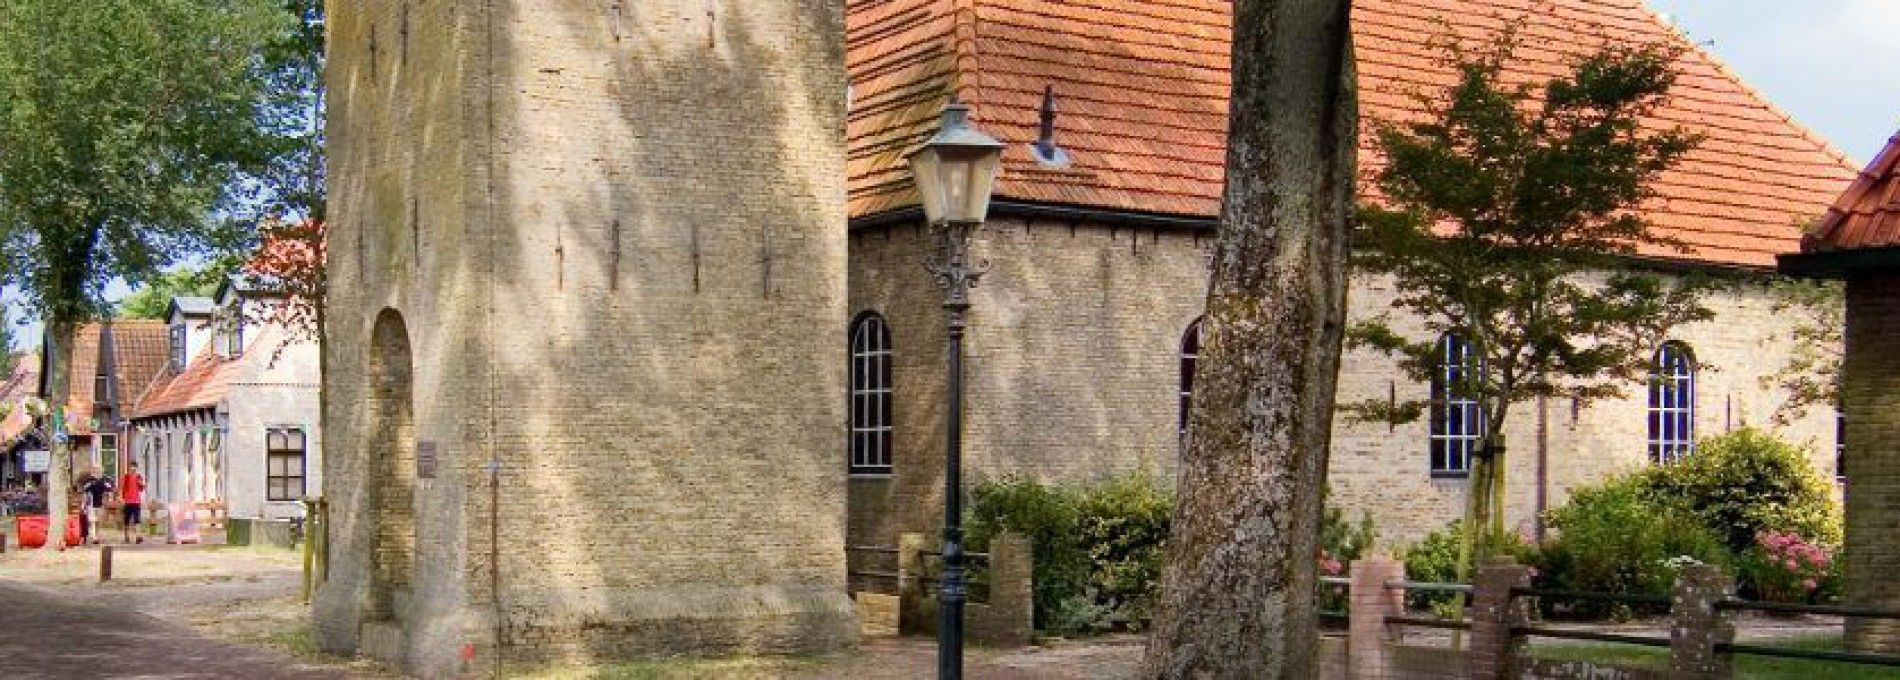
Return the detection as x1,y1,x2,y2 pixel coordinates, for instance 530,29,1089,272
0,578,349,679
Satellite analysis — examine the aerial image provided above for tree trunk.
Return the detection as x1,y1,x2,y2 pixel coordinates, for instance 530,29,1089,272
42,320,77,550
1140,1,1356,677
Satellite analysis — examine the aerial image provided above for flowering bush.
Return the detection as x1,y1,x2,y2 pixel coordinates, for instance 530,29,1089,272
0,488,45,515
1743,531,1832,603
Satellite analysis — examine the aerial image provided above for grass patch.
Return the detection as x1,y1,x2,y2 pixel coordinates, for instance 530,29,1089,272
1531,635,1900,679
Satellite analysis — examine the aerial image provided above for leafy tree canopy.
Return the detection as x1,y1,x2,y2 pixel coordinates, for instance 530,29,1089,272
114,256,243,320
1348,21,1715,544
0,0,294,324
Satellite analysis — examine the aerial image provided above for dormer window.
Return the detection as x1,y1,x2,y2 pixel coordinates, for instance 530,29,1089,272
220,313,244,358
93,372,110,407
169,323,187,370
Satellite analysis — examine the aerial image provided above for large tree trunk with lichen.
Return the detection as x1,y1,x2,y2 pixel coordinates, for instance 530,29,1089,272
1139,1,1355,677
41,320,77,550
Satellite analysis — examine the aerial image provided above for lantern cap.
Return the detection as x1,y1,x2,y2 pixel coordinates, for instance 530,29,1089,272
912,98,1006,156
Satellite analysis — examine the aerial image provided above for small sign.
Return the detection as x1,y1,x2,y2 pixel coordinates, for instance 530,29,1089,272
416,441,437,479
22,450,49,473
170,504,201,544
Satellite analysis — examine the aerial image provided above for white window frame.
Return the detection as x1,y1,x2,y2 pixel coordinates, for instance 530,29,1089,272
1648,342,1697,464
848,313,894,476
266,426,307,501
1179,318,1202,441
1430,332,1484,477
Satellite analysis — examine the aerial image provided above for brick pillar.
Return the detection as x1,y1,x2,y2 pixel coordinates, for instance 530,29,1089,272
980,532,1033,646
1845,275,1900,653
1670,563,1735,679
1348,557,1405,680
898,532,930,634
1466,558,1532,680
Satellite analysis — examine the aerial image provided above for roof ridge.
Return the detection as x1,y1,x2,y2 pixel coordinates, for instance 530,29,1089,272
1637,1,1858,171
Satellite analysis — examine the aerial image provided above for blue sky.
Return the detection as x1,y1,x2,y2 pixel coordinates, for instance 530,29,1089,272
1649,0,1900,163
5,2,1898,352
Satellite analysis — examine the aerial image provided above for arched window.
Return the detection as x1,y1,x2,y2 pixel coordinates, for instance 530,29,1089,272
1430,332,1484,477
1649,341,1697,464
849,312,894,475
1179,317,1203,439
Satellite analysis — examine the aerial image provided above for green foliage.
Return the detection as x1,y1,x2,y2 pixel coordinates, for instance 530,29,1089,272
968,472,1174,634
115,258,242,319
0,0,295,324
1072,471,1173,626
1535,480,1731,618
1403,520,1533,613
1346,18,1712,564
967,476,1087,632
1761,278,1843,427
1321,505,1378,570
1632,428,1842,554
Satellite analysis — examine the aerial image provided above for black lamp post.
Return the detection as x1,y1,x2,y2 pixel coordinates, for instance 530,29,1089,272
908,99,1004,680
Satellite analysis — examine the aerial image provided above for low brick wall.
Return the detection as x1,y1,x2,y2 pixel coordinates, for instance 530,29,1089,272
897,531,1034,646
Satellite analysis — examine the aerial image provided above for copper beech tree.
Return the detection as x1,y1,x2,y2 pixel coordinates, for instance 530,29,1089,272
1141,0,1356,677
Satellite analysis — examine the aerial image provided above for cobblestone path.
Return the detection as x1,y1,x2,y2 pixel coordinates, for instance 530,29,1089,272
0,578,349,679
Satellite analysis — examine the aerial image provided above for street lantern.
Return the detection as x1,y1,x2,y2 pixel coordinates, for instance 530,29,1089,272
909,99,1003,680
908,100,1005,226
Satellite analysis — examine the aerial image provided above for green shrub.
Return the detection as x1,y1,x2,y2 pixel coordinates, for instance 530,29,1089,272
1634,427,1841,554
1536,480,1731,618
1321,504,1378,573
967,475,1088,631
1403,520,1532,613
1072,471,1173,627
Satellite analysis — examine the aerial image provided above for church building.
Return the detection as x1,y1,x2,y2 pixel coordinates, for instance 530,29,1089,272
843,0,1857,549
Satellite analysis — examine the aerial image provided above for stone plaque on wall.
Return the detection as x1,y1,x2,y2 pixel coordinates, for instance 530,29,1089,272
417,441,437,479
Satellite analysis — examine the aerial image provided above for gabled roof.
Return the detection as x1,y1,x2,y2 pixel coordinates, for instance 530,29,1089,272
846,0,1859,268
1806,130,1900,253
169,297,216,318
132,323,295,419
40,321,169,435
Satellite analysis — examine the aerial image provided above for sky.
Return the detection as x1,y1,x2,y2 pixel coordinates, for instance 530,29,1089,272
1649,0,1900,164
5,1,1899,352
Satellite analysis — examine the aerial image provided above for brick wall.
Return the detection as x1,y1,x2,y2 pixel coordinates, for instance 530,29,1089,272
1844,274,1900,652
319,1,856,675
847,219,1841,549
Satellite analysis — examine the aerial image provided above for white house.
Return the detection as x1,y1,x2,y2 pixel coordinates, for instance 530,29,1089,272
131,278,322,523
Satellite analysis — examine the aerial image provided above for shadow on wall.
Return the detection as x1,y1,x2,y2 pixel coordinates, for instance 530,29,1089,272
468,0,853,666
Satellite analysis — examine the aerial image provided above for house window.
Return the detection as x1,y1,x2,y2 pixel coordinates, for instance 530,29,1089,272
1430,332,1484,477
266,427,307,501
222,314,244,357
1179,317,1202,439
169,323,187,370
93,373,110,406
98,434,117,479
1648,341,1697,464
848,312,893,475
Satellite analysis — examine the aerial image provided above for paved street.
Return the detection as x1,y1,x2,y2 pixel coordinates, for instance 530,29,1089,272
0,578,348,679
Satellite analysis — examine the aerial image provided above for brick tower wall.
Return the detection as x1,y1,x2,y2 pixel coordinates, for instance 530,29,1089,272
319,1,854,675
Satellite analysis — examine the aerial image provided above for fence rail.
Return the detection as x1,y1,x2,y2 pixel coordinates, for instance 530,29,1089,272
1512,626,1671,649
1385,615,1471,631
1388,580,1472,594
1715,599,1900,620
1510,587,1672,606
1717,642,1900,668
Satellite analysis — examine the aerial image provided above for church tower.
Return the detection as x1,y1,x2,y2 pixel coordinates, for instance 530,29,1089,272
315,1,855,674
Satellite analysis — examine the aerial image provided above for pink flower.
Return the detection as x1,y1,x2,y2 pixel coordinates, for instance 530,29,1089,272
1784,559,1800,571
1802,579,1819,591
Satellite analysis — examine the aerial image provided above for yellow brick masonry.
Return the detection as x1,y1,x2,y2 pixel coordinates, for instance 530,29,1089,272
319,1,855,676
848,219,1840,550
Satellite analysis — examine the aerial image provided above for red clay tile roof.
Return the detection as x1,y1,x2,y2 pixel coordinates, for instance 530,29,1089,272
1805,131,1900,253
132,323,292,419
846,0,1859,268
50,321,169,435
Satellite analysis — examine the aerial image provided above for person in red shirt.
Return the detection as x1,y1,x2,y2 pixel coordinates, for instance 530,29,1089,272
119,462,146,544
